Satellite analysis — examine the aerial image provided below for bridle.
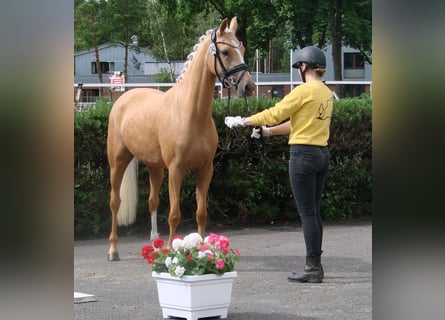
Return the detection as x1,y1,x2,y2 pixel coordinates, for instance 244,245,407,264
210,28,268,163
210,28,250,115
210,28,249,90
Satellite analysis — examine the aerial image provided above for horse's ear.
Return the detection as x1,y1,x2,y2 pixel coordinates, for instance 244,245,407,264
218,18,229,35
229,16,238,32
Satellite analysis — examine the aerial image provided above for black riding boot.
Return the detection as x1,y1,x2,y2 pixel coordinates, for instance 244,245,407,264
288,256,323,283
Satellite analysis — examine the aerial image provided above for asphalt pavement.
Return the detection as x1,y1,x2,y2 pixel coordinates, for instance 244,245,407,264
74,221,371,320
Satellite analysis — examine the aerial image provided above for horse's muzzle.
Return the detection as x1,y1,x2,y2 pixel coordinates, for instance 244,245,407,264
237,72,255,97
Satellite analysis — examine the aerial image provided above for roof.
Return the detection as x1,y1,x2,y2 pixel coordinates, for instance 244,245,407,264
75,43,153,57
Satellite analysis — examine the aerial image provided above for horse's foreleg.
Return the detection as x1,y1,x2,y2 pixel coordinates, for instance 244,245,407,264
148,167,164,241
195,164,214,238
166,167,185,248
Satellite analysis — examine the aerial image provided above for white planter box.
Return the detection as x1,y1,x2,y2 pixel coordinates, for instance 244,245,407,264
152,271,237,320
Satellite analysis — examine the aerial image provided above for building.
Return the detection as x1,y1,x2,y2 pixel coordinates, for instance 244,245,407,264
74,43,186,103
74,43,371,106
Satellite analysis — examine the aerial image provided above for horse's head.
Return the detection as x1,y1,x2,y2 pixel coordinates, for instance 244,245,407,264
209,17,255,97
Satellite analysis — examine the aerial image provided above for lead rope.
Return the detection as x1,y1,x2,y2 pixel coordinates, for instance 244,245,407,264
225,91,248,114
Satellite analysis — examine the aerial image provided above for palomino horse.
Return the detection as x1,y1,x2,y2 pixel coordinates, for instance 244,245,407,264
106,17,255,260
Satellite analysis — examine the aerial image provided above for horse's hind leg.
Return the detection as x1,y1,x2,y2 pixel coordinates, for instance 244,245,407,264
148,167,164,240
195,164,214,238
108,150,133,261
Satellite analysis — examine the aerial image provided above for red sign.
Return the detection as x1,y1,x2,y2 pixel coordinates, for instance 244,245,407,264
110,76,124,84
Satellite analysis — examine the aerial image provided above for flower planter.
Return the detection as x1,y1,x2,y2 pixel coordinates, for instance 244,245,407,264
152,271,237,320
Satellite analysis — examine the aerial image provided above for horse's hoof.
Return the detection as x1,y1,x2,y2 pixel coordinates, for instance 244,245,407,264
107,252,120,261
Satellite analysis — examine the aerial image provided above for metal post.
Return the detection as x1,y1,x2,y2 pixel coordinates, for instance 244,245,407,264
290,49,293,91
256,49,259,99
75,83,83,109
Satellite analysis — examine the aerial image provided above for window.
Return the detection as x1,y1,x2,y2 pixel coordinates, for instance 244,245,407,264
82,89,100,103
91,61,115,74
344,53,364,70
344,52,365,79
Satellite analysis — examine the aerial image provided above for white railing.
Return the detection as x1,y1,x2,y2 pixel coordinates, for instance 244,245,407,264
74,80,372,107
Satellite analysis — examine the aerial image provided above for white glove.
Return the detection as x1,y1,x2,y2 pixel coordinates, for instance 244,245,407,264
224,116,245,128
251,126,271,139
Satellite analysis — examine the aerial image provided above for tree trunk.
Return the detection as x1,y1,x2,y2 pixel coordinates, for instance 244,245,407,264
124,42,128,83
93,36,104,96
159,28,174,82
329,0,345,98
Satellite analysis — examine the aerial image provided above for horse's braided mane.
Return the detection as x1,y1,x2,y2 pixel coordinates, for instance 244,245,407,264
176,29,213,83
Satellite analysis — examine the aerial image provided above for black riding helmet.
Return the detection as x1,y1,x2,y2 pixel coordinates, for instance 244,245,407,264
292,46,326,69
292,46,326,83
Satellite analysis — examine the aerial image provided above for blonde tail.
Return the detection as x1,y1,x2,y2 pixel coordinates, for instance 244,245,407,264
117,157,138,226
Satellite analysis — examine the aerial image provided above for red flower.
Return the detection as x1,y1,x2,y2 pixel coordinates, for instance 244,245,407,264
187,254,193,261
141,245,154,258
146,255,155,264
162,248,170,254
153,237,164,249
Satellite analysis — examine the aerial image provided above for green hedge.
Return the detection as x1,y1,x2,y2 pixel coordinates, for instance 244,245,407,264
74,95,371,238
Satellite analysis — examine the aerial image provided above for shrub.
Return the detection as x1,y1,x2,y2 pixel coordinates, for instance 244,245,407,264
74,95,372,238
74,99,112,236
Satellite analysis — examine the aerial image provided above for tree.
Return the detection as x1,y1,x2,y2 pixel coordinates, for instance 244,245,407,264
342,0,372,65
141,1,220,81
74,0,108,83
105,0,147,82
271,0,371,97
329,0,372,97
74,0,371,91
158,0,273,66
329,0,344,95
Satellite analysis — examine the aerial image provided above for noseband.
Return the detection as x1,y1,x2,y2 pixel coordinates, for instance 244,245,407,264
210,29,249,89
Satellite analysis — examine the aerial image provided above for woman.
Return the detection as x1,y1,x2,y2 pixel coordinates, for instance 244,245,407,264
241,46,333,283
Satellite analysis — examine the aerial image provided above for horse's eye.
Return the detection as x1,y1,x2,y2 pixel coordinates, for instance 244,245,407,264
221,50,229,57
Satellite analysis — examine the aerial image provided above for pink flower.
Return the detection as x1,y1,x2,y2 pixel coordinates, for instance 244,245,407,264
215,258,225,270
234,249,240,256
215,235,230,250
207,253,214,260
205,233,219,245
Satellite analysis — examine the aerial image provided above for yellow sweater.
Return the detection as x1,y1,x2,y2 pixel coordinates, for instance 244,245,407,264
251,80,333,146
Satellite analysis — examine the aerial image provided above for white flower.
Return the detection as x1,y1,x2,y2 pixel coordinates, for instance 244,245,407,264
198,250,213,259
182,233,203,249
174,266,185,277
172,257,179,264
172,238,183,251
165,257,172,268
